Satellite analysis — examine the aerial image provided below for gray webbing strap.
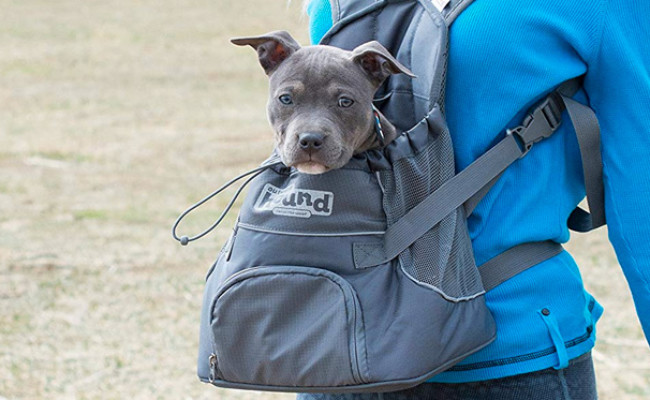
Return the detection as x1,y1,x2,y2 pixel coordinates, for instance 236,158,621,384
357,78,604,271
373,91,568,267
463,82,606,232
352,130,529,269
381,134,525,262
462,85,573,216
561,95,606,231
478,241,564,291
464,172,502,216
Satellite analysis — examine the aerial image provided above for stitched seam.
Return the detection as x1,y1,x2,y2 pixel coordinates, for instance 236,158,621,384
446,1,464,26
355,245,374,265
354,244,384,269
387,89,430,102
212,267,363,383
238,223,385,237
333,0,341,21
449,300,595,371
357,245,376,259
371,0,378,41
447,330,592,371
406,8,424,125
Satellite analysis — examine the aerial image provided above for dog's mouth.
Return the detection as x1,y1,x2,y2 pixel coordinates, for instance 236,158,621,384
293,161,330,175
282,140,349,175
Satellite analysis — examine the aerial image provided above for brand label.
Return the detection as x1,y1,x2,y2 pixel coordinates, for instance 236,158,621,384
254,184,334,218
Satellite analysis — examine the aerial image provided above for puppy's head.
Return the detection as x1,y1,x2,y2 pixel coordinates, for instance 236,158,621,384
232,31,414,174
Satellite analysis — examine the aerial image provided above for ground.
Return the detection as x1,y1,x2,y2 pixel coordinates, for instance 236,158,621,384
0,0,648,399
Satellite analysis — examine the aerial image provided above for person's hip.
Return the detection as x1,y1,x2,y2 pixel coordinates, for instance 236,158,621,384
296,351,597,400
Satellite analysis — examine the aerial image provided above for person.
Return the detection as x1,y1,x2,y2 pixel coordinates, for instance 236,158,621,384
298,0,650,399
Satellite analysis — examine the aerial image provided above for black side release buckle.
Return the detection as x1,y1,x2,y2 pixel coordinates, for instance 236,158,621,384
507,93,564,157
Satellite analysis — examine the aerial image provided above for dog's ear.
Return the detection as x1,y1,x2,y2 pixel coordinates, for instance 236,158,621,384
351,41,415,87
231,31,301,75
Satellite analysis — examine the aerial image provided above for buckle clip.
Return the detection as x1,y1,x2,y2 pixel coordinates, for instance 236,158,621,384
507,94,563,158
506,125,532,158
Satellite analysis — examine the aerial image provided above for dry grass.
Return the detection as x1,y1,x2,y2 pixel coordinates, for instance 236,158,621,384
0,0,648,399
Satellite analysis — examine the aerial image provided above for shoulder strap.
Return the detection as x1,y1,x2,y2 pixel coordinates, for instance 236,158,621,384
475,95,605,285
439,0,475,26
467,79,607,231
326,0,374,23
355,86,567,269
478,241,564,291
561,92,606,232
328,0,475,26
354,77,605,271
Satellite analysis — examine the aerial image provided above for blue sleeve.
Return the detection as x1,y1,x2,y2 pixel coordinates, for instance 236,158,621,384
583,0,650,342
306,0,333,45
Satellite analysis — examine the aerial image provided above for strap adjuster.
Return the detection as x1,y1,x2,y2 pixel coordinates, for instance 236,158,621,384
507,93,564,157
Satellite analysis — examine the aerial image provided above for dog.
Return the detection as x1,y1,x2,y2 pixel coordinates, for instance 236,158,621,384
232,31,414,174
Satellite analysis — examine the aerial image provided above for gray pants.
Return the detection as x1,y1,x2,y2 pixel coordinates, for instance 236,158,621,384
297,352,596,400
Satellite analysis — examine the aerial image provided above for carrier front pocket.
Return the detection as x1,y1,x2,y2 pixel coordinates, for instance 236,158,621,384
210,266,368,388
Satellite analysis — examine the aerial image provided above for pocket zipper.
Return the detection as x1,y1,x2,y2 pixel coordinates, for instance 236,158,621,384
212,266,367,384
208,353,219,383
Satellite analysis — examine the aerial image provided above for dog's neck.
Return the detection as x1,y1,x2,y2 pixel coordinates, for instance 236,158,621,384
354,109,398,154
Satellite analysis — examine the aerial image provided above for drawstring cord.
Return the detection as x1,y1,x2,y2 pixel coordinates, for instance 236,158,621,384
172,156,282,246
173,106,383,247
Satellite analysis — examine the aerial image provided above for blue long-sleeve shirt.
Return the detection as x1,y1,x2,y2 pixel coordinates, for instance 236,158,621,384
307,0,650,382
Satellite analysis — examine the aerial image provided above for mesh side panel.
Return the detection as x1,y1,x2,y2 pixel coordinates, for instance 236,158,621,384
380,139,484,300
438,44,449,116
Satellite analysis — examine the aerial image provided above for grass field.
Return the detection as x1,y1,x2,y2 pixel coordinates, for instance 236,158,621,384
1,0,649,399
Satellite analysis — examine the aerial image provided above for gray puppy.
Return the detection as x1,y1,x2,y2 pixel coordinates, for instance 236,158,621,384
232,31,414,174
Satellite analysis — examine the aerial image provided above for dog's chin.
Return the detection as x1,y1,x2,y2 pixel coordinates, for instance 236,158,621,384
294,161,330,175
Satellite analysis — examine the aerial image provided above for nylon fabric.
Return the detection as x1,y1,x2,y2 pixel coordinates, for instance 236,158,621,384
373,107,483,300
212,267,364,386
237,164,386,236
196,0,501,392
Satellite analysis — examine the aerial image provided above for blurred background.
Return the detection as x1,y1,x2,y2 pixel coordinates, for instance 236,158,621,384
0,0,648,399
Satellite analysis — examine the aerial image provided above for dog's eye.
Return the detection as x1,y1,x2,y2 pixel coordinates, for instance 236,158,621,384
279,94,293,105
338,97,354,108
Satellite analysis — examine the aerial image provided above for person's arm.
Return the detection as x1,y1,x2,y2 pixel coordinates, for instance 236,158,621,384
583,0,650,342
306,0,332,45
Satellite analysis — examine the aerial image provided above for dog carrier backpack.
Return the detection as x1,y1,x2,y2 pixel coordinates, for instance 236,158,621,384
173,0,605,394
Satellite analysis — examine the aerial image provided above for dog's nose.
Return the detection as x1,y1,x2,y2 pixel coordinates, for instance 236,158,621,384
298,132,325,151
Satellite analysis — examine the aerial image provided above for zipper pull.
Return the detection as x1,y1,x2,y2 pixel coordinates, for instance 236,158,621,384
208,354,218,383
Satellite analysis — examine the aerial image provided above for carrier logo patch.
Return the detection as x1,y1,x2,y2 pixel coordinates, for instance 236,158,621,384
254,184,334,218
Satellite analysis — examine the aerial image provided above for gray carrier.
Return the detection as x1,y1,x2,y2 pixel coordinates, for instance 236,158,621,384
173,0,605,394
